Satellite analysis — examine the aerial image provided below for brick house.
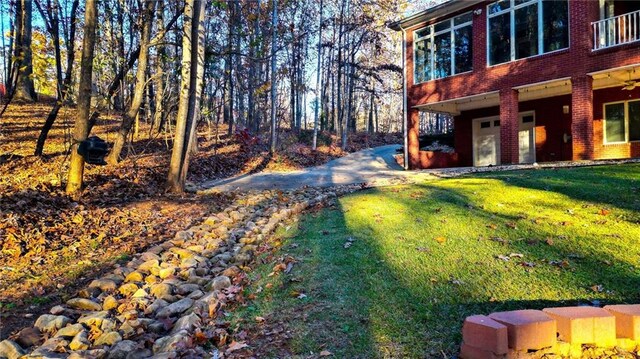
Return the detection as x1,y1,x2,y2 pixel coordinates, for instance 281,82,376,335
390,0,640,169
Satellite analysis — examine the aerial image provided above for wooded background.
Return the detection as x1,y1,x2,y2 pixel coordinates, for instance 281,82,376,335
0,0,439,193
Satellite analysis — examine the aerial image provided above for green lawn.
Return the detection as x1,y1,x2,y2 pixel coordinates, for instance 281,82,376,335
233,164,640,358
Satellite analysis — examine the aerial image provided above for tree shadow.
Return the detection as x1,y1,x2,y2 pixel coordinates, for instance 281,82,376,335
257,178,640,357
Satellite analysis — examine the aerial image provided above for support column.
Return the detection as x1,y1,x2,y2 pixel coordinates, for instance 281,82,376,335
407,108,420,169
499,89,519,165
571,76,594,160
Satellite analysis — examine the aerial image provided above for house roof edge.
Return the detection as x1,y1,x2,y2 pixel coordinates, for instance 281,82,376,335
388,0,483,31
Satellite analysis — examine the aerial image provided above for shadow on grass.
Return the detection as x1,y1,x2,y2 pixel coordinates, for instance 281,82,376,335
241,169,640,357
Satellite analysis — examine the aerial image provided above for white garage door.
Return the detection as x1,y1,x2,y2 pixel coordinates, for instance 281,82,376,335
473,117,501,167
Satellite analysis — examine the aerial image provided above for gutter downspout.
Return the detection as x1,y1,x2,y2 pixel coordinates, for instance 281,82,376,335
399,24,409,170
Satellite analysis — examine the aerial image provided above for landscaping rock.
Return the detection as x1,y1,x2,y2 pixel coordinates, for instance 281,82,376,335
103,296,119,311
171,313,201,334
69,331,90,351
0,340,26,359
34,315,72,334
89,279,118,293
152,331,192,354
118,283,139,297
156,298,194,318
94,332,122,346
211,276,231,291
54,324,85,338
67,298,102,311
106,341,138,359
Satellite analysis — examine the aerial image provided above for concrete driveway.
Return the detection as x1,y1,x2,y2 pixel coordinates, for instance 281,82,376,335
199,145,415,192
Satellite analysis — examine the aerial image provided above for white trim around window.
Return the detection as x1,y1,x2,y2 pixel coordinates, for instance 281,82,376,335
486,0,570,67
603,99,640,144
413,12,473,85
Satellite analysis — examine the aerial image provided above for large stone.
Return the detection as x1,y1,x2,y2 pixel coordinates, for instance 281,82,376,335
0,340,25,359
124,349,153,359
54,324,85,338
89,279,118,293
77,311,110,327
158,267,175,279
67,298,102,311
138,260,160,274
210,276,231,291
144,299,169,316
124,271,144,283
156,298,194,318
103,296,119,311
543,306,616,347
69,331,90,351
94,331,122,346
176,284,200,295
34,315,72,334
68,349,107,359
171,248,194,259
150,284,173,299
118,283,139,297
106,340,138,359
171,313,201,334
152,331,192,354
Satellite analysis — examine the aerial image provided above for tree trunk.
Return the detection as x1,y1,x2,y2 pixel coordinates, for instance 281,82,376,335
107,0,156,164
151,0,166,134
269,0,278,153
13,0,36,102
66,0,97,198
168,0,206,193
312,0,324,150
35,0,79,157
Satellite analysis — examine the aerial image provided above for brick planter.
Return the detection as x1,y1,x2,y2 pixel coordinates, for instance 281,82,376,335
461,304,640,359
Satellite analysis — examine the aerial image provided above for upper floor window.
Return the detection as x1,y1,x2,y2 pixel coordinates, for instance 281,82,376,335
487,0,568,66
414,12,473,83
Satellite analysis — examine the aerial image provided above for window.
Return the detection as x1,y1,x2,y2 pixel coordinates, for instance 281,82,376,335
604,100,640,143
488,0,569,66
414,12,472,83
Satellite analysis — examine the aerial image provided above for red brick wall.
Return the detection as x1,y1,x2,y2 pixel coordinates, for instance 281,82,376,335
454,95,573,166
405,1,640,109
593,86,640,159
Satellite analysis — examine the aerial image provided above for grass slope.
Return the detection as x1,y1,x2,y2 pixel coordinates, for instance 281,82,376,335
233,164,640,358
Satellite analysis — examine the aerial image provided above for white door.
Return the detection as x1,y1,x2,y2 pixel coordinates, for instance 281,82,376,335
518,113,536,164
473,117,501,166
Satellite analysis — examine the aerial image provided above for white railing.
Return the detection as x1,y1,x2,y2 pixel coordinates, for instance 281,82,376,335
592,9,640,50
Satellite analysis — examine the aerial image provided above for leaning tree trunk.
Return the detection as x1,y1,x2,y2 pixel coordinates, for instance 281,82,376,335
66,0,97,198
13,0,36,102
168,0,206,193
107,0,156,164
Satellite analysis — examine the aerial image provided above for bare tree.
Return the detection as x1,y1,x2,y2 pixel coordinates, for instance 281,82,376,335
168,0,206,192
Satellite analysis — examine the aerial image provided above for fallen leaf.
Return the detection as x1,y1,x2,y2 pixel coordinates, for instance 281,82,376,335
226,341,249,353
255,316,266,323
600,208,610,216
435,237,446,244
506,222,517,229
320,350,333,357
487,223,498,230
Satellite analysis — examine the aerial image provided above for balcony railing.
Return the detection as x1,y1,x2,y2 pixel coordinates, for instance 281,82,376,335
592,9,640,50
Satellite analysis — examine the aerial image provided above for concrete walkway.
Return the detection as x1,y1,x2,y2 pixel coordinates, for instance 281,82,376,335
198,145,640,193
199,145,418,192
